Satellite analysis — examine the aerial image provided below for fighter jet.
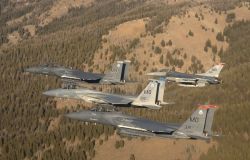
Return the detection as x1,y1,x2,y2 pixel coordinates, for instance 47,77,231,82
65,105,219,140
43,79,169,109
147,63,225,87
24,60,130,84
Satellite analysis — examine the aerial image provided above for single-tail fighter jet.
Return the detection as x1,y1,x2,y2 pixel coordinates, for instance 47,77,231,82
43,79,169,109
24,60,130,84
147,63,225,87
65,105,219,140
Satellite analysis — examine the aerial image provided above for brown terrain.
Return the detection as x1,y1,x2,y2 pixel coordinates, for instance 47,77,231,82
7,31,21,45
39,0,95,26
32,145,54,160
46,3,250,160
6,0,95,43
94,134,217,160
2,1,250,160
93,4,250,75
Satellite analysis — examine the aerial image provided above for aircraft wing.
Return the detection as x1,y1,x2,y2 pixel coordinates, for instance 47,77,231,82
146,72,166,76
83,93,135,105
43,89,135,105
60,70,104,81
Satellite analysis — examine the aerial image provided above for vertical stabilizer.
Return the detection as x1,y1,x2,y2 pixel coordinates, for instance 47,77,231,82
122,60,131,82
203,107,217,135
174,105,218,138
101,60,130,84
198,63,225,78
132,79,162,109
157,78,170,105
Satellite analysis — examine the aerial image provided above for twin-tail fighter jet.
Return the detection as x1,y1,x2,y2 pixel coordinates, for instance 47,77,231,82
65,105,219,140
43,79,169,109
147,63,225,87
25,60,131,85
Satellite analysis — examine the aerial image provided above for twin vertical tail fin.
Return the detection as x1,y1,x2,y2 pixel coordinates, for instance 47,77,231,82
132,79,166,109
174,105,218,139
157,79,174,105
101,60,130,84
122,60,130,82
198,63,225,78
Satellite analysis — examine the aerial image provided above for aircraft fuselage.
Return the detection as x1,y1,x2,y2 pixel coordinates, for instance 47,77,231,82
166,71,221,86
65,110,208,139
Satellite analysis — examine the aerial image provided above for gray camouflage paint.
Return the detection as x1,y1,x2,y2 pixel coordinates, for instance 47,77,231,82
65,105,218,140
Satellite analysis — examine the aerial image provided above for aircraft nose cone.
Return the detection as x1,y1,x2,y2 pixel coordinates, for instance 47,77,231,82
25,67,37,73
43,91,53,96
43,90,57,97
65,112,80,119
65,111,92,121
43,89,79,99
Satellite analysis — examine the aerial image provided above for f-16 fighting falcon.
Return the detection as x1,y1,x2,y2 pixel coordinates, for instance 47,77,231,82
25,60,130,84
147,63,225,87
65,105,219,140
43,79,169,109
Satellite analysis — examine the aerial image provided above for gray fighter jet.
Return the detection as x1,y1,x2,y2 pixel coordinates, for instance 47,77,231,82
25,60,130,84
65,105,219,140
147,63,225,87
43,79,169,109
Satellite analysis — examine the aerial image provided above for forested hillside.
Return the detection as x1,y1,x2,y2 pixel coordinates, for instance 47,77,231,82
0,0,250,160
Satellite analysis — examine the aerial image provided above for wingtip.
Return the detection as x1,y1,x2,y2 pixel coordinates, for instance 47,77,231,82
146,72,166,76
198,105,219,110
146,72,155,76
148,78,166,82
123,60,131,63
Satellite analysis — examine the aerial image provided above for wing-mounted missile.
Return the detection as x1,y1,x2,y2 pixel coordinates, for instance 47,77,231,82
61,79,78,89
175,78,208,87
90,104,117,112
78,95,108,104
177,82,207,87
118,128,155,138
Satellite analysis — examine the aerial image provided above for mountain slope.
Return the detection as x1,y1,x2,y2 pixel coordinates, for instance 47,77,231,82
1,0,250,160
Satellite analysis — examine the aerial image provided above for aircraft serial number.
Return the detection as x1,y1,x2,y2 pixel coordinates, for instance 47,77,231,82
143,90,151,94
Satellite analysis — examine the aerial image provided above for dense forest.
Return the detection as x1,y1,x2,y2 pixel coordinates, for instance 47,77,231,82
0,1,188,159
1,0,250,159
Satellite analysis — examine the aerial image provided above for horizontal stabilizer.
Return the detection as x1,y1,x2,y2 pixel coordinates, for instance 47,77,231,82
146,72,167,77
160,101,175,105
143,104,162,110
